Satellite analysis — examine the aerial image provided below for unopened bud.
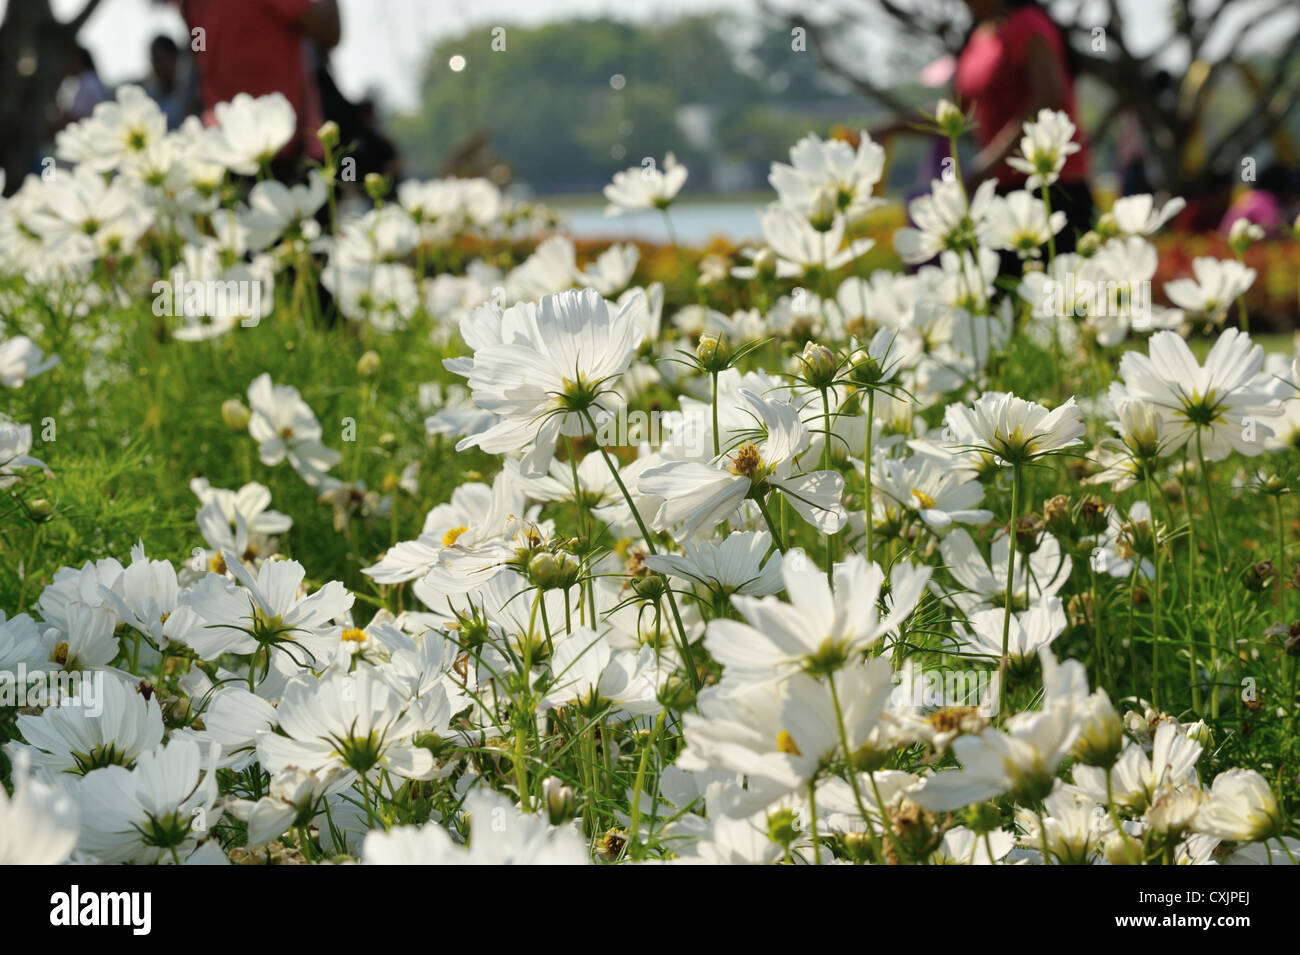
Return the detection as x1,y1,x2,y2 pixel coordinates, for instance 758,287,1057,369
221,398,251,431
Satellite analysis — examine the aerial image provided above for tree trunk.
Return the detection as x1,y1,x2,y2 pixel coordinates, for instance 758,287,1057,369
0,0,102,195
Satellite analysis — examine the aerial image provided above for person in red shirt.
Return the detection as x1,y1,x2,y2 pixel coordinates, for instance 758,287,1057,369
955,0,1094,250
179,0,341,171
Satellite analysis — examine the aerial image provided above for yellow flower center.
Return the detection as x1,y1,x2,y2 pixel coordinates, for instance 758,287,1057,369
911,488,937,509
341,627,367,644
208,553,228,575
728,443,764,480
777,731,802,757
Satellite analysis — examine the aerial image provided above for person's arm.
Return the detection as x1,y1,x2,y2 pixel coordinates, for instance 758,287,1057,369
968,32,1068,183
298,0,340,49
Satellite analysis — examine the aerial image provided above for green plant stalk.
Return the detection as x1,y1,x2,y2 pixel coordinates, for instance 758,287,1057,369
627,709,667,853
581,408,699,689
1196,428,1237,719
863,388,875,564
998,464,1020,725
827,675,877,861
1144,470,1163,709
821,385,835,584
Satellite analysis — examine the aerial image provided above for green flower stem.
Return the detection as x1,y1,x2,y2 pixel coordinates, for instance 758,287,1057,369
581,408,700,690
998,464,1021,726
1196,428,1237,719
864,388,875,564
627,709,667,854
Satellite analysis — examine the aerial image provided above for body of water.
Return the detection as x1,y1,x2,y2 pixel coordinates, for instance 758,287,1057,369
554,200,764,245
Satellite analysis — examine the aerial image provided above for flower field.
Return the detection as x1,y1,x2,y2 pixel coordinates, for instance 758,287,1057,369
1,89,1298,866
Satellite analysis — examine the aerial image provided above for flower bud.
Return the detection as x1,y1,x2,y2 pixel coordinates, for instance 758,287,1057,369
934,99,966,138
221,398,251,431
26,498,54,523
695,332,730,372
658,672,697,712
542,776,576,825
356,350,381,378
317,120,340,150
798,341,837,388
1075,231,1102,257
364,172,388,200
1184,719,1213,751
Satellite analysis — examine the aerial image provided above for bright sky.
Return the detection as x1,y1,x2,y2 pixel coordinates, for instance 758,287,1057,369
17,0,1293,114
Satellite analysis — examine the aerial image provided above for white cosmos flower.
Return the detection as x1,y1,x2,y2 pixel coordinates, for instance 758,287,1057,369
978,190,1066,260
1164,257,1256,325
1016,783,1108,864
505,235,577,302
8,675,164,775
226,765,348,849
363,789,589,864
76,739,221,864
54,84,168,174
704,552,929,680
954,598,1067,667
1073,721,1203,812
0,335,59,387
0,752,79,864
1114,329,1279,460
1108,194,1186,237
639,388,847,539
182,556,352,675
542,628,661,717
872,454,992,531
256,667,446,781
944,391,1084,465
191,478,292,538
365,471,525,585
1005,108,1081,190
0,415,46,489
909,700,1080,811
769,130,886,226
169,681,278,770
205,91,297,175
936,528,1072,616
645,530,785,599
246,372,342,485
895,178,997,264
456,287,645,476
576,243,639,296
758,202,875,277
239,171,327,251
1193,769,1283,843
97,542,200,648
604,152,688,214
27,164,154,258
930,825,1015,864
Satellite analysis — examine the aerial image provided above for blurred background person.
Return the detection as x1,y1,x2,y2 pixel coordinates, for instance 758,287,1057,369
140,34,195,129
54,45,109,128
177,0,341,176
954,0,1093,249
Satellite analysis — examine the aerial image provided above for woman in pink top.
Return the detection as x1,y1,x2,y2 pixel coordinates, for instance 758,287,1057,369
955,0,1094,252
